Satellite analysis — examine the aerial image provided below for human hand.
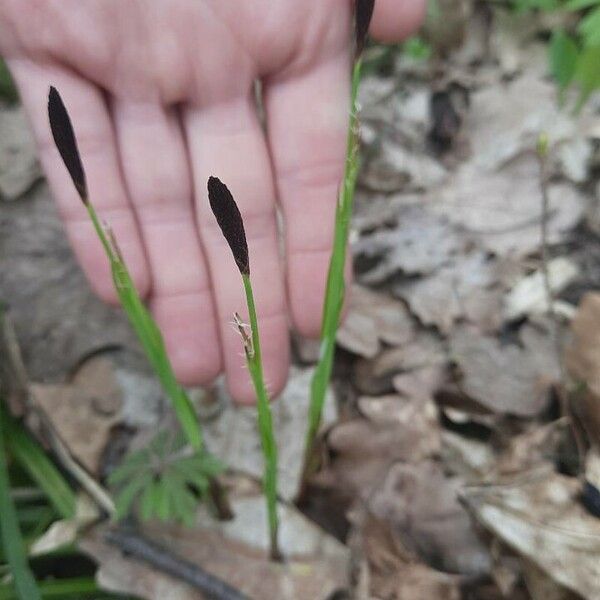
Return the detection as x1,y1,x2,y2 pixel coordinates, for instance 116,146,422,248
0,0,425,403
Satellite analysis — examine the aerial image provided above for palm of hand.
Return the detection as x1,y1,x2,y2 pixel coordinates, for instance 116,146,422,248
0,0,424,402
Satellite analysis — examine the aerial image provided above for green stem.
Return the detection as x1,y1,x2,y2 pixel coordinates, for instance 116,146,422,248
87,203,203,453
0,408,41,600
303,59,363,475
242,275,280,561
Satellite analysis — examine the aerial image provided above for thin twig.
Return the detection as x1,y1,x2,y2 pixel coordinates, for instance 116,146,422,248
105,527,249,600
537,135,586,473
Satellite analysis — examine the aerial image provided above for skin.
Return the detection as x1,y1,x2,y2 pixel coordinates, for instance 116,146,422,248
0,0,425,404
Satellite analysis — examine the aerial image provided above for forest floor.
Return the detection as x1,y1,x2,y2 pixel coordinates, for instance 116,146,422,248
2,3,600,599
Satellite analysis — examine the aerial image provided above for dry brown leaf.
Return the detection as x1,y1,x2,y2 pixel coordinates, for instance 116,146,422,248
463,471,600,598
522,559,581,600
394,251,504,333
564,293,600,448
566,292,600,395
357,516,462,600
449,323,560,416
431,155,585,258
30,356,122,474
354,204,462,283
318,396,440,499
503,257,579,321
354,332,445,396
369,460,491,576
336,285,415,358
359,137,447,194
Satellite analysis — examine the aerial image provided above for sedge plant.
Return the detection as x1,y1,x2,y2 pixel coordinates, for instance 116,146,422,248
302,0,375,480
47,88,224,524
207,176,281,562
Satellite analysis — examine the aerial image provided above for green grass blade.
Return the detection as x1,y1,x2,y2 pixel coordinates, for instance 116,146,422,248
0,407,41,600
1,406,75,520
242,275,280,561
0,577,99,599
304,61,363,468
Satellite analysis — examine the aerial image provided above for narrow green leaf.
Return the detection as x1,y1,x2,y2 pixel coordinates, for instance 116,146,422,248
0,577,98,599
578,5,600,44
549,30,579,99
140,479,158,522
574,44,600,110
2,408,75,519
114,472,151,520
565,0,600,11
0,410,41,600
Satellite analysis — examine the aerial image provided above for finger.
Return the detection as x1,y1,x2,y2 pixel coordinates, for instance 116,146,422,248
8,59,149,302
370,0,427,42
112,100,221,385
184,97,290,404
264,52,351,338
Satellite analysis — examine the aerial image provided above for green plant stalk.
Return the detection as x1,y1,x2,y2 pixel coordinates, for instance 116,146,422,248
241,274,280,561
86,203,203,452
0,577,101,600
304,60,363,468
0,405,41,600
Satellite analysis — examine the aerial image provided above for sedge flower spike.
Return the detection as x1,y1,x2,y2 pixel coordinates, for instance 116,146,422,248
355,0,375,58
207,176,250,276
47,86,88,203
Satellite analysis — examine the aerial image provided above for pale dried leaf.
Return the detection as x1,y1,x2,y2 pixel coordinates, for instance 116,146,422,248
354,205,462,282
369,461,491,576
463,472,600,598
504,257,579,321
395,251,504,333
336,285,415,358
30,357,122,474
431,156,585,258
450,323,560,416
319,396,440,498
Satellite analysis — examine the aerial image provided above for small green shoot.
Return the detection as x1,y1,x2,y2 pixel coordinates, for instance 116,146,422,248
207,176,280,561
109,430,223,526
47,87,203,453
0,403,41,600
302,0,374,480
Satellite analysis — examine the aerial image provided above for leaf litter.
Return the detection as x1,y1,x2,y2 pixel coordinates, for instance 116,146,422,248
4,4,600,599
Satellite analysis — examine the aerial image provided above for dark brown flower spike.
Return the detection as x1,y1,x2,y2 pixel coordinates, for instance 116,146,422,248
207,176,249,276
47,86,87,203
355,0,375,58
